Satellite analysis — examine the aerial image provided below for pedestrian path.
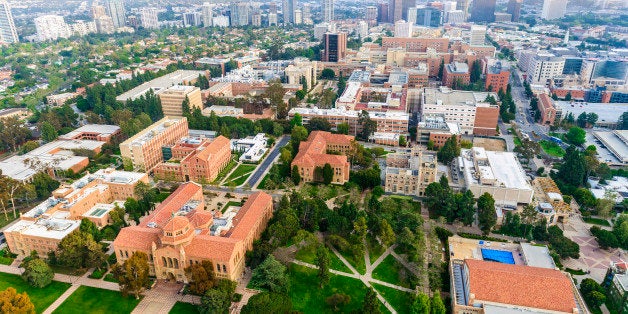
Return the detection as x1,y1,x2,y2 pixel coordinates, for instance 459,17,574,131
42,284,79,314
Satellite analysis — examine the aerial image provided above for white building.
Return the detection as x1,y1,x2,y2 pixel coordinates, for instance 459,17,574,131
201,2,213,27
541,0,568,20
183,12,202,27
314,23,331,40
231,133,268,163
212,15,229,27
140,8,159,29
394,20,413,38
526,53,565,85
268,13,278,26
0,0,18,43
322,0,334,22
95,16,115,34
469,25,486,45
407,7,418,25
456,147,534,205
358,21,369,39
105,0,126,28
69,20,96,36
34,15,70,42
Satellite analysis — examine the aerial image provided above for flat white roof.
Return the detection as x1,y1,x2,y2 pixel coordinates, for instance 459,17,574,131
290,107,409,120
555,101,628,125
60,124,120,140
520,243,556,269
460,148,531,190
594,130,628,163
116,70,205,102
5,215,80,240
122,116,184,147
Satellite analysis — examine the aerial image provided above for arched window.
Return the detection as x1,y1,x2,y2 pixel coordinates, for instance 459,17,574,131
162,257,167,267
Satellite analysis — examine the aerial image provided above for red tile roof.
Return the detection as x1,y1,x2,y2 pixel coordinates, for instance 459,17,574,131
226,191,273,240
184,235,240,261
140,182,202,228
465,259,576,312
292,131,353,168
195,136,230,161
113,226,161,250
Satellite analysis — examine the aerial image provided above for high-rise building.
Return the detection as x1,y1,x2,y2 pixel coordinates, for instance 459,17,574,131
294,9,302,24
183,12,202,27
269,2,278,14
95,16,115,34
378,2,389,23
91,5,107,19
394,20,412,37
251,12,262,26
456,0,470,20
323,32,347,62
541,0,567,20
407,7,418,24
202,2,213,27
140,8,159,29
230,2,250,27
389,0,403,22
268,13,278,26
470,0,496,22
322,0,334,22
506,0,522,22
34,15,70,42
527,53,565,85
416,6,442,27
358,21,369,38
446,10,465,23
283,0,296,24
0,1,18,44
366,6,378,21
469,25,487,45
105,0,126,28
302,4,312,24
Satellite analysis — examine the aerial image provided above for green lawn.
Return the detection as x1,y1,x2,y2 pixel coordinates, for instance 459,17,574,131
0,249,16,265
103,273,118,283
294,245,352,273
226,164,257,181
257,173,272,189
212,160,237,184
372,283,414,313
372,255,414,288
0,272,71,313
221,201,243,213
227,172,253,186
169,301,199,314
337,247,366,275
539,140,565,157
288,264,384,313
53,286,141,314
367,238,385,262
583,217,611,227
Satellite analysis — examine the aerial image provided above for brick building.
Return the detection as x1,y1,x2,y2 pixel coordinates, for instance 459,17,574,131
381,37,450,53
113,184,273,282
153,136,231,183
537,93,557,125
291,131,353,184
485,61,511,92
442,62,470,88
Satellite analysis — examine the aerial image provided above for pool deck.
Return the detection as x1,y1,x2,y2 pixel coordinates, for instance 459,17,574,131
449,236,525,265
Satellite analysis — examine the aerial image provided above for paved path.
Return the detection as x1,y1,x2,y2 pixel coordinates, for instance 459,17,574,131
42,284,80,314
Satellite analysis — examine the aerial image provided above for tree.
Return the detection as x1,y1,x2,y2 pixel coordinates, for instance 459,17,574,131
437,135,460,165
358,110,377,141
326,293,351,311
250,255,289,293
291,165,301,185
437,58,445,81
200,289,231,314
577,112,588,128
31,173,59,199
379,219,396,248
580,278,606,308
565,127,586,145
619,111,628,130
321,68,335,79
558,146,587,187
322,163,334,184
337,123,349,135
399,135,407,147
80,218,101,242
185,260,216,295
596,190,616,219
241,292,292,314
477,193,496,235
411,293,430,314
290,113,303,127
112,251,150,299
316,245,330,287
457,190,476,226
0,287,35,314
21,258,53,288
57,230,105,269
586,112,598,127
431,292,446,314
20,141,39,153
362,287,381,314
40,121,58,142
520,204,538,236
291,125,309,152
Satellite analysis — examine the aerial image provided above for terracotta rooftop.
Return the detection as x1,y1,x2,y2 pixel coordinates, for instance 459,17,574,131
226,192,273,240
113,226,161,251
139,182,203,228
292,131,353,167
185,235,240,261
465,259,576,312
195,135,230,161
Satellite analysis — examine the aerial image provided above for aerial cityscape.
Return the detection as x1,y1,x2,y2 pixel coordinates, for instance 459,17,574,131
0,0,626,313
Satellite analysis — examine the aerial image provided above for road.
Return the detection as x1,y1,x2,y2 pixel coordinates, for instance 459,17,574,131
245,136,290,188
508,68,552,143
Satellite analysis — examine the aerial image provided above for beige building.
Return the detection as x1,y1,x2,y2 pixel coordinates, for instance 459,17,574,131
159,85,203,117
285,59,318,91
532,177,572,225
385,148,437,197
120,117,190,172
4,169,148,257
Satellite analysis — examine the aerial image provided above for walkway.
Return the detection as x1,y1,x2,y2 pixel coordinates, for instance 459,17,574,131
292,240,419,314
246,136,290,189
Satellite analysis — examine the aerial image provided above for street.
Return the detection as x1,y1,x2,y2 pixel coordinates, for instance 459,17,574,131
245,135,290,188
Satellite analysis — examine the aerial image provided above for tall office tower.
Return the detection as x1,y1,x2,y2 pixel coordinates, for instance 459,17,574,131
251,12,262,26
417,6,442,27
456,0,469,20
105,0,126,28
183,12,202,27
388,0,402,22
401,0,415,20
140,8,159,29
470,0,496,22
269,2,278,14
323,32,347,62
34,15,70,41
230,2,250,26
378,2,389,23
302,4,312,24
469,24,486,45
541,0,567,20
322,0,334,22
446,10,465,23
91,5,107,19
202,2,213,27
95,16,115,34
407,7,418,24
0,1,18,44
294,9,302,24
358,21,369,38
282,0,296,24
366,6,378,21
506,0,522,22
394,20,412,37
268,13,278,25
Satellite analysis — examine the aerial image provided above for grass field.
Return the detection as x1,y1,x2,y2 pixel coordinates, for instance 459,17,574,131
221,201,243,213
539,140,565,157
288,264,385,313
0,272,71,313
583,217,611,227
169,302,199,314
212,160,237,184
337,247,366,275
0,249,15,265
0,214,18,230
53,286,141,314
226,164,256,181
367,238,385,262
372,255,414,288
294,245,352,273
372,283,414,313
227,173,253,186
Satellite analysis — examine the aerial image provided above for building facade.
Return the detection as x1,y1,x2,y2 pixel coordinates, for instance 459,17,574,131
159,85,203,117
385,148,437,197
0,0,18,43
323,33,347,62
105,0,126,28
291,131,353,184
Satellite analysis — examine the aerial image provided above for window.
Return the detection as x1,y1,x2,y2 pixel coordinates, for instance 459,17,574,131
222,265,227,273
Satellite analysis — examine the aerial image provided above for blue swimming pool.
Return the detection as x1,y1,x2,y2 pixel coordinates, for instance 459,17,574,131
481,248,515,264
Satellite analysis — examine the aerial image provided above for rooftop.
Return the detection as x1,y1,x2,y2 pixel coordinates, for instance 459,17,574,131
116,70,206,101
423,87,499,107
290,107,409,121
593,130,628,163
59,124,120,140
121,116,184,147
459,148,531,190
446,62,469,74
5,214,80,240
520,243,556,269
555,101,628,125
